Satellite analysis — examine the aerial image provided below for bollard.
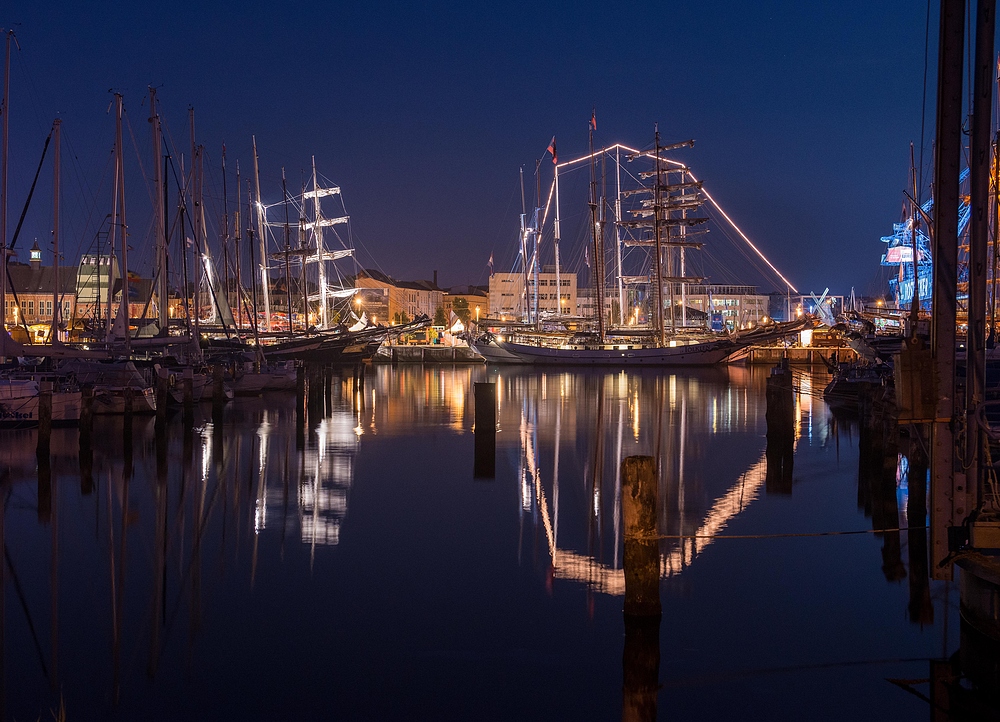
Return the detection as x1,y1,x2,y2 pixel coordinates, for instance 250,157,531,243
473,382,497,479
37,380,53,457
621,455,660,617
79,384,94,450
123,385,134,416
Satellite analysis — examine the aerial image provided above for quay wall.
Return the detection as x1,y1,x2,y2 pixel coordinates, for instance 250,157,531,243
746,346,858,366
375,345,484,364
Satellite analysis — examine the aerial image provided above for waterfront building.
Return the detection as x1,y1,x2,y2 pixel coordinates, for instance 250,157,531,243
488,268,577,319
2,241,77,342
351,269,443,325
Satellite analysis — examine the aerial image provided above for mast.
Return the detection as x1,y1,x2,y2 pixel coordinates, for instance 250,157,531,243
652,127,665,344
282,168,293,336
680,170,687,328
235,161,243,331
298,175,308,332
589,121,605,341
312,157,328,329
149,87,167,333
50,118,60,343
0,29,13,349
178,155,192,337
519,167,530,322
221,144,231,324
247,179,261,351
615,146,625,326
252,136,271,332
533,160,540,324
554,164,561,316
189,109,201,343
106,93,130,353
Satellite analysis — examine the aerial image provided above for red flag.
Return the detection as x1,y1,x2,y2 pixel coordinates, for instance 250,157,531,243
590,110,597,131
547,136,557,164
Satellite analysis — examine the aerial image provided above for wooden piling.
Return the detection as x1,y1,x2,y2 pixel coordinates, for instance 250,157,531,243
212,364,225,411
123,385,134,416
765,361,795,494
79,384,93,450
36,381,52,457
621,455,661,618
473,382,497,479
182,368,194,426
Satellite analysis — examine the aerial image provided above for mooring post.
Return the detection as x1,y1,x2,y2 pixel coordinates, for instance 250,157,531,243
212,364,225,413
123,385,134,417
473,382,497,479
621,455,661,617
765,361,795,494
620,454,661,722
182,367,194,426
37,380,52,458
295,363,306,450
79,384,93,449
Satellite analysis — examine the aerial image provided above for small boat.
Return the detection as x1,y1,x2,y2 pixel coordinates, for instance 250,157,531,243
0,377,83,426
57,360,157,414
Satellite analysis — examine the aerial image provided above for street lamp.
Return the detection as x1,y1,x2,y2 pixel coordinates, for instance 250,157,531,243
475,305,480,323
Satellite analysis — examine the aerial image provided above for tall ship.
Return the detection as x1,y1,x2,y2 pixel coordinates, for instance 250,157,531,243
487,127,805,366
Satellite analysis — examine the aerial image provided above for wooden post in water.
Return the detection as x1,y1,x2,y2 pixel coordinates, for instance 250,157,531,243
123,385,134,417
473,382,496,479
765,360,795,494
621,455,660,617
36,380,52,458
620,455,660,722
79,384,93,449
182,367,194,426
212,364,225,416
295,363,306,450
155,373,168,427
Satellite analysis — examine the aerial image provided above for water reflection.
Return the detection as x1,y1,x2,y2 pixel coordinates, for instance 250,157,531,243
500,367,778,594
0,364,983,720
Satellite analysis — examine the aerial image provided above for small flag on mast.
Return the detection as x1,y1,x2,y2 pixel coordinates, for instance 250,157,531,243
488,253,494,274
547,136,557,164
590,110,597,131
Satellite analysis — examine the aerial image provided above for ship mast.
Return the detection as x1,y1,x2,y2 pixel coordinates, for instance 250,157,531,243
149,87,167,334
50,118,60,343
252,136,271,332
589,118,606,341
0,29,13,351
311,157,328,329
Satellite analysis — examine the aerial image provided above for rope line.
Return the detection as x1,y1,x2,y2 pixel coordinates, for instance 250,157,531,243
631,525,929,541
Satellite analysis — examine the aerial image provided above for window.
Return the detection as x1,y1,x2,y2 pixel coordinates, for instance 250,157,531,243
27,301,34,315
45,301,52,316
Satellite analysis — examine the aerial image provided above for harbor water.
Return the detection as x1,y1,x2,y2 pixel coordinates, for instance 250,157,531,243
0,365,956,720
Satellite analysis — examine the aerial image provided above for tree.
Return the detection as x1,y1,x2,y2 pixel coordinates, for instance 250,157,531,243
433,306,447,326
451,297,471,325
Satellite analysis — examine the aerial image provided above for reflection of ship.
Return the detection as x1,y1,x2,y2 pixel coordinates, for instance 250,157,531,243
504,367,814,594
298,411,359,548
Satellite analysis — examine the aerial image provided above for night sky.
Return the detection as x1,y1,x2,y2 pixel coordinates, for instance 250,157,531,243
0,1,979,296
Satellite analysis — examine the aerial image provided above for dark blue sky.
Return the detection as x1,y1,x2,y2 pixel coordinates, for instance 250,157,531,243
0,1,971,295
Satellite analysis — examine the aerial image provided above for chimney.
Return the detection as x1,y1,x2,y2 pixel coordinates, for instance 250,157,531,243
433,270,438,288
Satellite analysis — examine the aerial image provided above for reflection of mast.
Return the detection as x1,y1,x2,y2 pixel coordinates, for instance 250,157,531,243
251,411,271,586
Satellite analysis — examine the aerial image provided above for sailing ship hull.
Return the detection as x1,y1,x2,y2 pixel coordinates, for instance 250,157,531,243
497,338,745,366
468,337,526,364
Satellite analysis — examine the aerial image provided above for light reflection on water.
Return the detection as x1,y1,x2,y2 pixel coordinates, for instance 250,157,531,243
0,364,963,720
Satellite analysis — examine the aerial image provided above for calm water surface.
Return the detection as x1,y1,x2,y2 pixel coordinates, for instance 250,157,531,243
0,364,955,720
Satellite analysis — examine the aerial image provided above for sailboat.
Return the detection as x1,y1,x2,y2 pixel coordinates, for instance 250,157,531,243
497,129,807,366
